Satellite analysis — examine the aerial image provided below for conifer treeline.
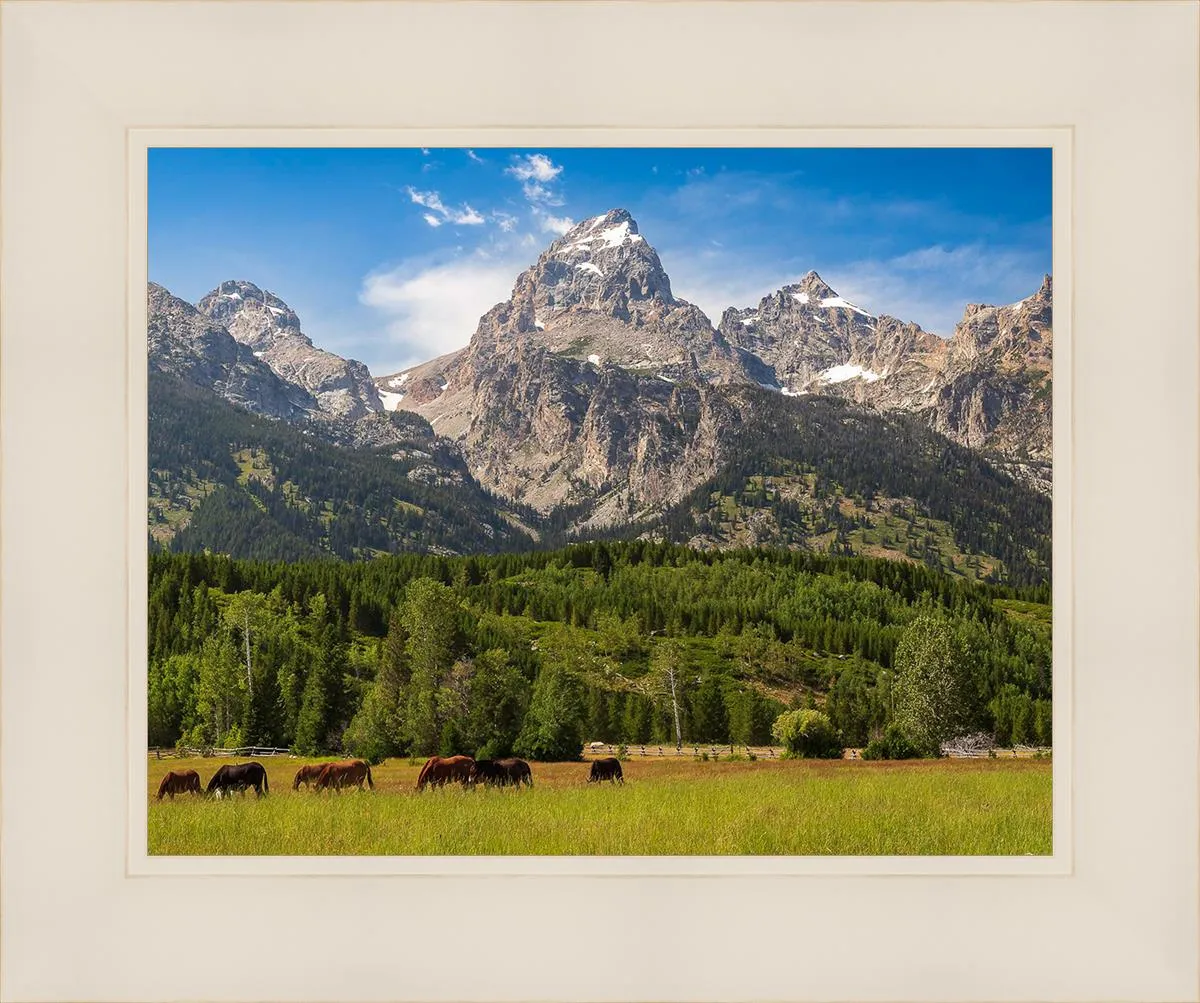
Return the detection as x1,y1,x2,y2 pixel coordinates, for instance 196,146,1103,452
148,542,1051,759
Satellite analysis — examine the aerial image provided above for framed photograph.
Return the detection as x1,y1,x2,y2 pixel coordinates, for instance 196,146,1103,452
2,2,1196,1001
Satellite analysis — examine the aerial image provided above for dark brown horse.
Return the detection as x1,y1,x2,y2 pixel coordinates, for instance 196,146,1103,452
497,757,533,788
293,763,330,790
156,769,202,800
588,757,623,784
472,759,507,787
206,761,269,797
415,755,476,791
313,759,374,792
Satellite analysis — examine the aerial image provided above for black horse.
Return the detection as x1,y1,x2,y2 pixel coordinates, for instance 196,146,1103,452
497,757,533,788
206,761,269,798
472,759,508,787
474,758,534,788
588,757,623,784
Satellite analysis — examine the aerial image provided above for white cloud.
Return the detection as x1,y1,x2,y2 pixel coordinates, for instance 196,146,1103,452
422,214,442,228
466,149,484,163
506,154,567,208
420,148,430,155
405,186,485,226
521,182,564,205
506,153,563,184
491,211,519,232
360,250,531,372
535,211,574,236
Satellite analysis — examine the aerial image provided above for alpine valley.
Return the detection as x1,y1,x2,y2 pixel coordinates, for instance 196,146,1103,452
148,209,1052,586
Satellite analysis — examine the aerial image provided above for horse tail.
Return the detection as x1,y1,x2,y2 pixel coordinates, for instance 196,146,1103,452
366,764,374,789
261,766,269,794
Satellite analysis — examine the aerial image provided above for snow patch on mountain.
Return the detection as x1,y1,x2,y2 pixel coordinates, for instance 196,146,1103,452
377,390,405,411
819,363,883,384
820,297,873,318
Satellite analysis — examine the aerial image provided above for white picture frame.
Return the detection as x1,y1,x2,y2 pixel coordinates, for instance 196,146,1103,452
2,2,1196,1001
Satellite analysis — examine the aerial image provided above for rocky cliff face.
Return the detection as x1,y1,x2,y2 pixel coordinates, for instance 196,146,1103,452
197,280,383,421
719,271,1053,467
929,275,1053,462
475,209,752,383
374,210,767,517
153,206,1053,539
378,213,1053,515
147,282,317,420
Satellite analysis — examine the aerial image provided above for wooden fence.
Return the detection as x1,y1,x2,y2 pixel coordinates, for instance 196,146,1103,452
584,743,781,759
150,746,294,759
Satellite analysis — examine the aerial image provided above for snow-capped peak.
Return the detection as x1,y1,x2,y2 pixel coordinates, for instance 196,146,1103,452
559,209,645,256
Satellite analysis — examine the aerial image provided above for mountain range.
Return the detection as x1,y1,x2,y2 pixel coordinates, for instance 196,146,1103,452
147,208,1052,584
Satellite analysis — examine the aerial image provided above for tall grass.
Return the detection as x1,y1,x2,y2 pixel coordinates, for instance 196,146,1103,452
148,757,1051,856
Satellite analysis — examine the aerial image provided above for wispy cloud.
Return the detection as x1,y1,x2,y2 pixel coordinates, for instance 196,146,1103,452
491,211,519,232
466,149,485,163
824,243,1046,335
405,187,486,226
506,153,563,185
506,153,567,207
534,210,574,236
663,238,1046,336
360,246,533,371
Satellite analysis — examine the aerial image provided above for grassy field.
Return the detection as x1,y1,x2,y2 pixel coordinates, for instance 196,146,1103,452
147,755,1052,856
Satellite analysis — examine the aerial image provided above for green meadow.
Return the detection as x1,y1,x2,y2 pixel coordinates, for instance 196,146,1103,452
148,755,1051,856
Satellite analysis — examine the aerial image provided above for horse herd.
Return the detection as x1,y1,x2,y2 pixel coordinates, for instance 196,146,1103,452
154,755,625,800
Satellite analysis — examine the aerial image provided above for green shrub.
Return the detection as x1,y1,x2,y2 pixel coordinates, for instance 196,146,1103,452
861,725,922,760
615,743,629,761
771,709,844,759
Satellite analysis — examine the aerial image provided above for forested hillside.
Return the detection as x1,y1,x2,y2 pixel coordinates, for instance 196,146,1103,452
148,542,1052,760
148,373,535,560
619,390,1052,587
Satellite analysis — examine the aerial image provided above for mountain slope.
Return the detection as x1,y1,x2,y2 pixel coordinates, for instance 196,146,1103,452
719,271,1053,476
148,372,536,559
197,280,384,420
148,282,318,420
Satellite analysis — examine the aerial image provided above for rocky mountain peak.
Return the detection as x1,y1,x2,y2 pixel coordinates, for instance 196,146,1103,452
451,207,750,383
192,279,381,421
781,270,839,304
528,207,675,311
198,280,306,351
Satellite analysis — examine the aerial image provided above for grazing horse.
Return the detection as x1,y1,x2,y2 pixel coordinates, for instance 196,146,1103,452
588,757,623,784
206,761,269,797
472,759,505,787
293,763,330,790
313,759,374,793
415,755,476,791
497,757,533,788
156,769,202,800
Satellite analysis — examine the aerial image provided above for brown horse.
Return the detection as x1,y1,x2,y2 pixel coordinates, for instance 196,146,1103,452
156,769,202,800
293,763,330,790
313,759,374,793
415,755,476,791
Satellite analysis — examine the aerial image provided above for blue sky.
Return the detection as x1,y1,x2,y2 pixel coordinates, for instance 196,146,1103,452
149,147,1052,375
